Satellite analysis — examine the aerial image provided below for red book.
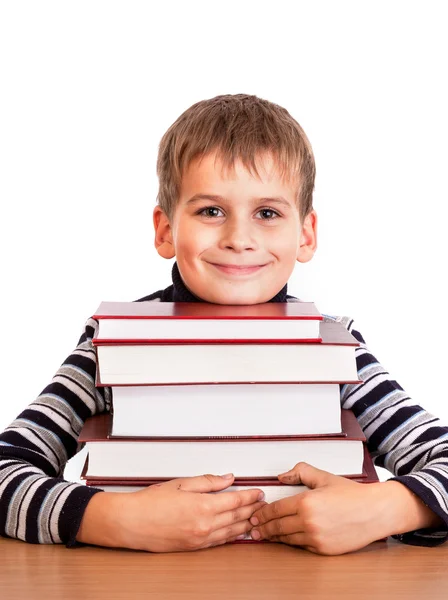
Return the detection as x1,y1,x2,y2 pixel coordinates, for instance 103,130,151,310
92,300,323,344
81,445,379,489
94,321,360,386
79,409,366,480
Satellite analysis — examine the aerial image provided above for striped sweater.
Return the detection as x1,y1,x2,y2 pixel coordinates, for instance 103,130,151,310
1,263,448,547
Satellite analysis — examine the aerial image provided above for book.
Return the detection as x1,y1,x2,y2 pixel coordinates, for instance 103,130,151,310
79,409,366,479
109,383,343,437
92,301,323,343
94,321,360,386
81,446,379,493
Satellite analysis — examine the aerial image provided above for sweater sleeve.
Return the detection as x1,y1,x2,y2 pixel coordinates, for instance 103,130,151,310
334,315,448,547
0,317,110,546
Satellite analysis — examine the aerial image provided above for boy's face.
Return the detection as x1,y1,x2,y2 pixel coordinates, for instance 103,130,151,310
154,151,317,304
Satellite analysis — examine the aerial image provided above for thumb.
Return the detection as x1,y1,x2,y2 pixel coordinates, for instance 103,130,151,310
172,473,235,493
278,462,334,489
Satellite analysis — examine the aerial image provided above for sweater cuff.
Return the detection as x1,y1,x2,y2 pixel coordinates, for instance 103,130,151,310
389,474,448,547
60,485,105,548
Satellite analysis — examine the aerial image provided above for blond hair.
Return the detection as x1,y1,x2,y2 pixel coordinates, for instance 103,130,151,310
156,93,315,222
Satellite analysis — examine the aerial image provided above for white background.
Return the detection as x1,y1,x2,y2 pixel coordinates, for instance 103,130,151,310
1,1,447,483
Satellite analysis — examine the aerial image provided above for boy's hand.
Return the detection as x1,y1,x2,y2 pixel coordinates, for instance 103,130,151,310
78,473,265,552
249,462,442,556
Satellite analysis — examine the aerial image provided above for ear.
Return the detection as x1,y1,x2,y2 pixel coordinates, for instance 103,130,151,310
153,206,176,259
297,210,318,264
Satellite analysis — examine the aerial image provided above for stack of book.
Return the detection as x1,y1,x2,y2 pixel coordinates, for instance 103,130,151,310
79,301,378,531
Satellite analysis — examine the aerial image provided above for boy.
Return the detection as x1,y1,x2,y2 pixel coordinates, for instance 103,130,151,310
1,94,447,555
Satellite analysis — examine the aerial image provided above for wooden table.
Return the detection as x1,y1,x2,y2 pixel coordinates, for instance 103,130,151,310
1,537,447,599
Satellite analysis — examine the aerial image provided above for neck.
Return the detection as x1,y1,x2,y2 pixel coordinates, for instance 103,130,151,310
171,261,288,303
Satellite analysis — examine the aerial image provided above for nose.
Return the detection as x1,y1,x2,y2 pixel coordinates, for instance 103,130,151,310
218,215,259,252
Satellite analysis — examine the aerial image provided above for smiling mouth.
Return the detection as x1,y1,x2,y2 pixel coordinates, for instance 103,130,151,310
208,262,268,276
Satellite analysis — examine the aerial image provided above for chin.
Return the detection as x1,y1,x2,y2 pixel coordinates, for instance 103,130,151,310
205,289,274,305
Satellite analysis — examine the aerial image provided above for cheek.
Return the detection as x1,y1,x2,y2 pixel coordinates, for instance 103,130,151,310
175,234,207,264
268,231,300,260
177,225,216,254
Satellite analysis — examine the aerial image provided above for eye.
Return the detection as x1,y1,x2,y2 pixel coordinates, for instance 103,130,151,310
197,206,224,218
256,208,281,220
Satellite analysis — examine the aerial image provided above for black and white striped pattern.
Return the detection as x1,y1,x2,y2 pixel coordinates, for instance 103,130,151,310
0,319,110,545
1,288,447,547
337,316,448,546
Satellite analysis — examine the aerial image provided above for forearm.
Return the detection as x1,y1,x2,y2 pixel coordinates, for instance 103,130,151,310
76,491,128,548
371,480,444,539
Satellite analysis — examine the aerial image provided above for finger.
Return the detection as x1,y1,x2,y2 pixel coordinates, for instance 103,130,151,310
251,495,299,525
202,532,249,548
209,487,265,513
198,519,253,549
250,515,302,540
278,462,334,488
169,473,235,493
213,500,266,530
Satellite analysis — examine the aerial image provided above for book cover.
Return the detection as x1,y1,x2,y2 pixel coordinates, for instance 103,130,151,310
93,300,323,320
80,408,362,442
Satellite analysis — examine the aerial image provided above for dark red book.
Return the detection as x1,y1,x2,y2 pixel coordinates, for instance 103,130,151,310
94,321,360,386
81,445,379,488
79,409,366,480
92,300,323,344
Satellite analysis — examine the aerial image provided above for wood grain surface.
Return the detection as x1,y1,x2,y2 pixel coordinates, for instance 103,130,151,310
1,537,447,600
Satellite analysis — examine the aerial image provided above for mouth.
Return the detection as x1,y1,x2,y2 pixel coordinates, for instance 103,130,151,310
207,262,269,276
